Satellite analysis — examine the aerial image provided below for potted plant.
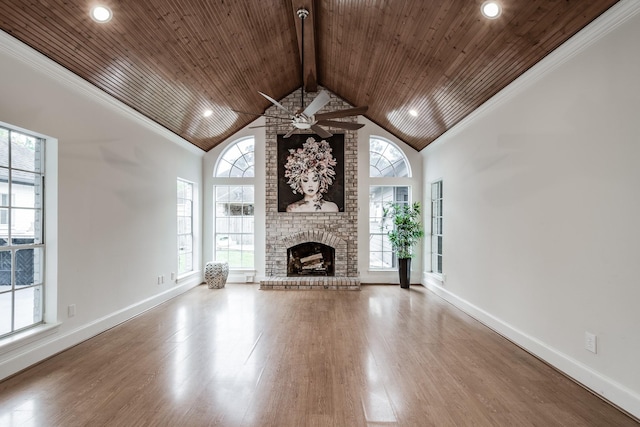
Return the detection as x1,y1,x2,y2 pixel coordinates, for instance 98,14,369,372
382,202,425,288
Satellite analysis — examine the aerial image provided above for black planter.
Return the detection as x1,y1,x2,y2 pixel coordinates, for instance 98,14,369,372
398,258,411,289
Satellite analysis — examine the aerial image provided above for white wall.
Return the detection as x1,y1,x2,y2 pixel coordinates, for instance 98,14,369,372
421,1,640,418
0,32,204,379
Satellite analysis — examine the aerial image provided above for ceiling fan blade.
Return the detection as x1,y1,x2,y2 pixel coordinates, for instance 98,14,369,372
311,124,333,138
232,109,285,120
302,90,331,117
248,125,267,129
314,105,368,121
282,128,297,138
258,91,293,115
316,120,364,131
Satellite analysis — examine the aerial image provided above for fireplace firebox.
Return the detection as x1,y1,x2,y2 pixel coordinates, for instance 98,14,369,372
287,242,335,277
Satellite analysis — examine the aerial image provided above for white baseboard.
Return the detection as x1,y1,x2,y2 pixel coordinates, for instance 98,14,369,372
422,274,640,420
0,276,202,381
228,271,257,284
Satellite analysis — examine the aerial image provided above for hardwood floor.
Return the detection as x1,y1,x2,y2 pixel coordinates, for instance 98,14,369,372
0,284,637,426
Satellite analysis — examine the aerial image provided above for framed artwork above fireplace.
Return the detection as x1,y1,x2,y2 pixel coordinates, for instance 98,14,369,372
277,133,345,213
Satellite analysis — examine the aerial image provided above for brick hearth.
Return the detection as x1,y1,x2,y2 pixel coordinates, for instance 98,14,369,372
259,276,360,290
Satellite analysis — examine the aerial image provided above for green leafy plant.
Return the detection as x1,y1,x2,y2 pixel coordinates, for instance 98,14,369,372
381,202,425,259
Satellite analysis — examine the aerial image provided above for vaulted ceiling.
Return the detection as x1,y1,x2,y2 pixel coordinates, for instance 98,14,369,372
0,0,619,152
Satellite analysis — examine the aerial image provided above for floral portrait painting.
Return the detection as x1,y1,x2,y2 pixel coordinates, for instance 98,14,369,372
277,133,345,213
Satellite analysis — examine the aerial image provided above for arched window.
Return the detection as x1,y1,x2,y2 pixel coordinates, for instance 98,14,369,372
213,137,255,269
369,137,411,269
215,137,255,177
369,137,410,178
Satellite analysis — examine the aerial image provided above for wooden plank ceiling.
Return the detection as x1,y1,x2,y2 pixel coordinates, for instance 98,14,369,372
0,0,619,152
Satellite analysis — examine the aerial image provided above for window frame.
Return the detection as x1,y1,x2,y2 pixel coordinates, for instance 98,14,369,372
214,136,255,178
177,178,194,277
213,185,255,270
0,125,46,339
369,136,411,178
431,180,443,274
213,137,256,271
369,185,411,270
368,136,413,271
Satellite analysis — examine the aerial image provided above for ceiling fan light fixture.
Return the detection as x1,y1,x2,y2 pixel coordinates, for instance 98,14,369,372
296,8,309,20
481,1,501,19
232,7,367,138
90,5,112,23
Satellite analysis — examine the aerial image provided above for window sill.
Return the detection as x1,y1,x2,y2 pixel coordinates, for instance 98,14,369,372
424,272,444,286
0,322,61,356
229,269,256,283
177,270,201,284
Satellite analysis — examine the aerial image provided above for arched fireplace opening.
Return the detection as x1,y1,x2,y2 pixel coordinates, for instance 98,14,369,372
287,242,335,277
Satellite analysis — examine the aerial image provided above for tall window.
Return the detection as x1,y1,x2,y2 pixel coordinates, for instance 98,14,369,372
0,125,45,338
431,181,443,274
177,179,194,276
214,186,254,269
370,186,409,269
369,136,411,269
214,137,255,269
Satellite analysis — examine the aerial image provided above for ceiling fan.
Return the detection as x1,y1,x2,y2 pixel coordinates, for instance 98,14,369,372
233,7,368,138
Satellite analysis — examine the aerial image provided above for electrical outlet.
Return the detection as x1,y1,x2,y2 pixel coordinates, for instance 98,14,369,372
68,304,76,318
585,332,597,353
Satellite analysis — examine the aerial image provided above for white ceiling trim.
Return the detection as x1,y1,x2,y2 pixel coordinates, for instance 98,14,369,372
426,0,640,152
0,30,205,156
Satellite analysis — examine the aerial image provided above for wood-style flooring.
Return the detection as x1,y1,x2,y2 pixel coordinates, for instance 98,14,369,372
0,284,637,426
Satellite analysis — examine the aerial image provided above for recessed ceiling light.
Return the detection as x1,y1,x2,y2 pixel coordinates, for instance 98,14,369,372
90,6,112,23
481,1,501,19
203,109,213,117
409,109,418,117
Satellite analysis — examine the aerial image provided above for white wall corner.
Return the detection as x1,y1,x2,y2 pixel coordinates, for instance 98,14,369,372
422,282,640,420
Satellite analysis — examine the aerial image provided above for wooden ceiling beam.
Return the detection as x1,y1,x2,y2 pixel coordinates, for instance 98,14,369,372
291,0,318,93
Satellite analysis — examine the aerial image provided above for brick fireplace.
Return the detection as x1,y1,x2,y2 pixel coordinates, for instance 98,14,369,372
260,88,360,290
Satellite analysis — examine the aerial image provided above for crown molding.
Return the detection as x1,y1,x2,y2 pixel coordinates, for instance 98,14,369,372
0,30,205,156
426,0,640,151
